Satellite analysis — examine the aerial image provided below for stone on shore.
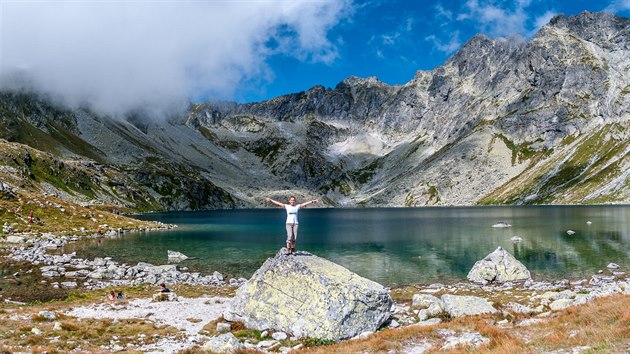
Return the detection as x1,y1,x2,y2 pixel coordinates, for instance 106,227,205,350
202,333,243,353
467,246,531,284
223,249,393,341
5,235,27,243
441,294,497,317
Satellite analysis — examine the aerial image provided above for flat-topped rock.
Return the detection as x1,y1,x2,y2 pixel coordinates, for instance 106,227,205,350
224,249,392,341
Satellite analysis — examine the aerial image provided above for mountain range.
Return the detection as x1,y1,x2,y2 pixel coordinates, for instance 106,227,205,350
0,11,628,211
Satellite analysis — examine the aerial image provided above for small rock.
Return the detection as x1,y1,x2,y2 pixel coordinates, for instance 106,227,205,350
5,235,27,243
550,298,574,310
53,321,63,331
167,250,188,262
38,311,57,321
216,322,231,333
202,333,243,353
566,230,576,235
413,318,442,327
257,340,277,348
272,332,288,341
213,271,224,281
31,327,42,335
606,263,620,269
351,331,374,340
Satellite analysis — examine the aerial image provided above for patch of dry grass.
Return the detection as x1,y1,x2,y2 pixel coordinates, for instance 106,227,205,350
519,294,630,352
0,189,162,234
294,295,630,354
0,309,178,353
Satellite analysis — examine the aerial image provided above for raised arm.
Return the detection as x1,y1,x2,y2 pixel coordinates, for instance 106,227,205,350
299,198,319,208
266,197,285,208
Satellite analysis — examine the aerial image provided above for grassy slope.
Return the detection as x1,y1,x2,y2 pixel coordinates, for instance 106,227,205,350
479,123,628,205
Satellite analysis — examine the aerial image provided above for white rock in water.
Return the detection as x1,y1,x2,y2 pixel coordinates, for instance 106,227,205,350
566,230,576,235
510,236,523,243
492,221,511,228
167,250,188,261
467,246,531,284
586,221,592,225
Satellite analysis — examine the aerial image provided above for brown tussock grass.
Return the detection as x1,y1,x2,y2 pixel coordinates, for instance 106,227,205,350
294,295,630,354
520,294,630,352
295,324,438,354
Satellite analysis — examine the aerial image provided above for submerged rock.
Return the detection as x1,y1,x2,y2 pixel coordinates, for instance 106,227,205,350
467,246,531,284
223,249,392,341
167,250,188,262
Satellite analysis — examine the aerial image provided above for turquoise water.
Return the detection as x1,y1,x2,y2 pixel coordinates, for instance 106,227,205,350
63,205,630,287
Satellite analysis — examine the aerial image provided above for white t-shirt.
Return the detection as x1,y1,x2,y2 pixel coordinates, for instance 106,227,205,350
285,204,300,224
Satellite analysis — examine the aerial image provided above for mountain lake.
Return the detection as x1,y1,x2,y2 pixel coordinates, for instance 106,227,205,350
62,205,630,287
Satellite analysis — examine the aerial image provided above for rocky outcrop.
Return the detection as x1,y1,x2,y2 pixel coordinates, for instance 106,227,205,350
223,249,392,341
467,246,531,284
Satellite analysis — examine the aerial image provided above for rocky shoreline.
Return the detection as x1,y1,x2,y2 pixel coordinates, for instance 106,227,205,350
2,230,247,294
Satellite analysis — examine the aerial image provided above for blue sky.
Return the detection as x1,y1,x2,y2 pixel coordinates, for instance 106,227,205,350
2,0,630,117
246,0,630,103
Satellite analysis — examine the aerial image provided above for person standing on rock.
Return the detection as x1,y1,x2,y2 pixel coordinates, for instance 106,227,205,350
266,196,319,255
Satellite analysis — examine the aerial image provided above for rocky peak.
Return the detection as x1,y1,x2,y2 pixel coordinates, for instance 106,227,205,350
544,11,630,50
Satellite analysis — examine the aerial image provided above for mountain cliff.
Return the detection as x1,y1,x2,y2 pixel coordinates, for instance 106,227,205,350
0,11,628,210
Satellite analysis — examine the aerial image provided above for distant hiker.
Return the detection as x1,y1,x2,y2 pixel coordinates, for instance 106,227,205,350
107,291,115,301
266,196,319,255
160,283,171,293
116,291,124,300
28,210,33,223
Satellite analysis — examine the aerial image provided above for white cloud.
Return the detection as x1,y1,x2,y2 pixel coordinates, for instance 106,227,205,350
425,32,462,54
458,0,529,38
435,3,454,21
0,0,351,118
605,0,630,12
532,10,557,34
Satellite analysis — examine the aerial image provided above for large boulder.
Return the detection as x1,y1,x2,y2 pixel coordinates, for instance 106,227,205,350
467,246,531,284
223,249,392,341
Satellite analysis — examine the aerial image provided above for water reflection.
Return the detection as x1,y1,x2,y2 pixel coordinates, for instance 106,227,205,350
62,205,630,287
